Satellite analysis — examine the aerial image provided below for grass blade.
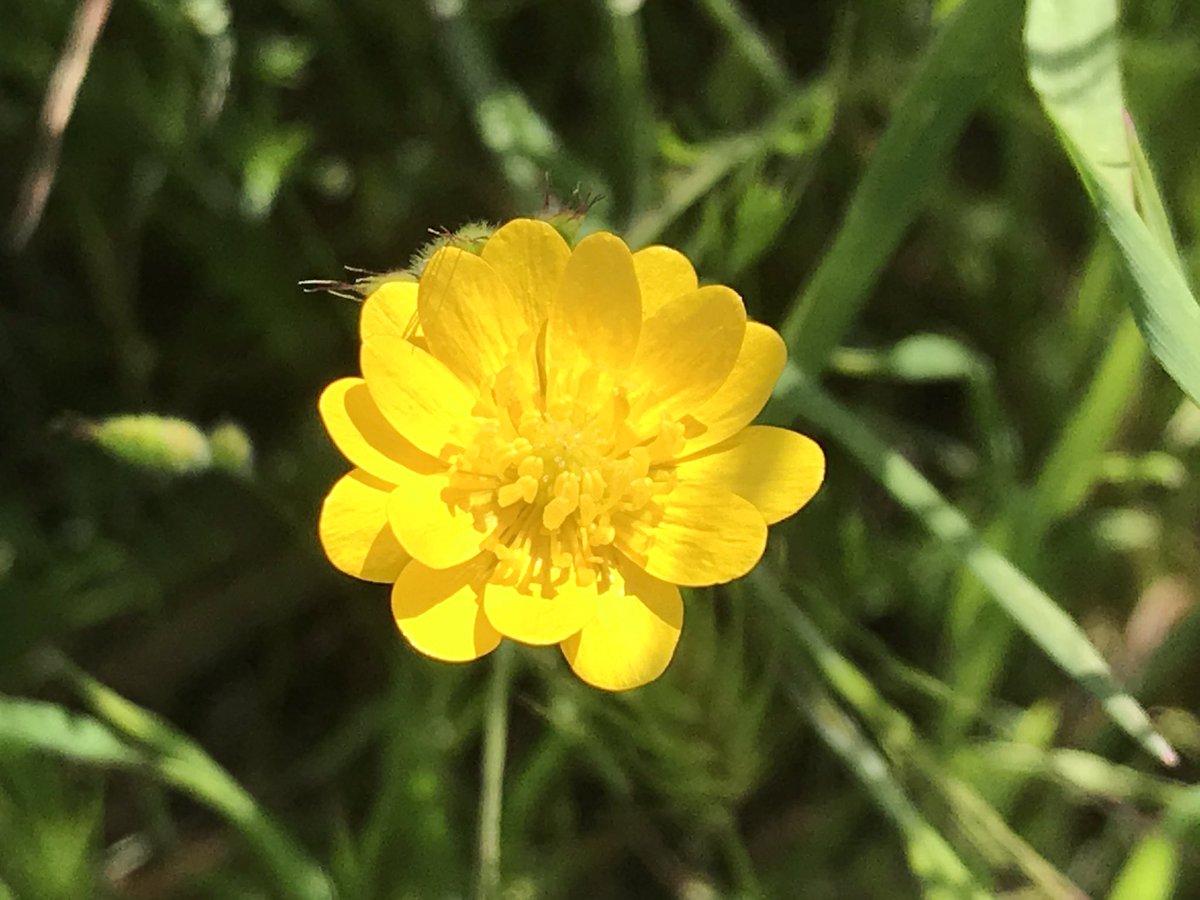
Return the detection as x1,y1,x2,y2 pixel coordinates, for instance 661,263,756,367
624,82,834,248
750,573,1086,899
1107,830,1179,900
0,695,140,767
1026,0,1200,406
767,367,1177,766
1124,112,1184,269
1026,0,1131,205
780,0,1023,371
787,679,990,899
40,655,335,900
1030,312,1146,522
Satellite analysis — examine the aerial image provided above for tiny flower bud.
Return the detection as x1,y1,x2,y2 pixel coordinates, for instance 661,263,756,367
208,420,255,477
88,414,212,475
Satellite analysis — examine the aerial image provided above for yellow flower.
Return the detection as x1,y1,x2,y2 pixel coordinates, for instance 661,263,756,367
318,219,824,690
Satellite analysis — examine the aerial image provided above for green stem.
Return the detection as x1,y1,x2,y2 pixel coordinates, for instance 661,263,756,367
477,642,515,900
720,818,765,898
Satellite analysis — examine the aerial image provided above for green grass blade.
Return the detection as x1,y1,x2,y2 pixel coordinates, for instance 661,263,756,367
1030,312,1146,522
751,574,1085,899
43,656,335,900
624,82,834,248
603,5,655,218
788,680,989,899
0,695,140,767
1025,0,1131,205
693,0,790,97
1124,113,1184,270
767,368,1177,765
940,241,1144,746
1026,0,1200,407
1107,830,1179,900
973,743,1180,807
1068,125,1200,407
780,0,1023,371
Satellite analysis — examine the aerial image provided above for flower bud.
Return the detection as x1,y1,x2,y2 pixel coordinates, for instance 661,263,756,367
88,415,212,475
208,420,255,477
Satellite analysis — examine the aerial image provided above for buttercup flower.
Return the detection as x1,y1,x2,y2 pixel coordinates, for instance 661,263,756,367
318,219,824,690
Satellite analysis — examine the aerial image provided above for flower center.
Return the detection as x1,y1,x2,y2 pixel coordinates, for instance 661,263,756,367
444,362,682,591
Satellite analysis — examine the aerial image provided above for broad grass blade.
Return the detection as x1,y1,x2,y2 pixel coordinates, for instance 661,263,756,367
1026,0,1200,406
781,0,1023,371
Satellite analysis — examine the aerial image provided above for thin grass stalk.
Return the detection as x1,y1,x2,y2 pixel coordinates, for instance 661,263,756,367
477,642,516,900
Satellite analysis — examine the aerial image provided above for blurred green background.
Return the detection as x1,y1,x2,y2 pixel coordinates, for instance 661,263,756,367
3,0,1200,897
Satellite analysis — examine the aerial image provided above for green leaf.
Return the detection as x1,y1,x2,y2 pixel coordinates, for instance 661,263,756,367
767,368,1177,766
0,747,105,900
625,82,834,249
1030,313,1146,522
1026,0,1131,205
1026,0,1200,407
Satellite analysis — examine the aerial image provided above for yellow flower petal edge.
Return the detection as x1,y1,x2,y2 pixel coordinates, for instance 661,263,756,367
386,467,495,570
318,377,441,483
676,426,826,525
482,573,599,646
545,232,641,401
360,280,419,343
480,218,571,325
360,336,477,460
318,469,410,583
316,217,824,690
392,559,501,662
418,246,535,395
628,285,746,429
560,562,682,691
615,481,768,587
632,245,698,318
681,322,788,456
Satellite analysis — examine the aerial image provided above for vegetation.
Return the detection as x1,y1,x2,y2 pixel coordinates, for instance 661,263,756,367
2,0,1199,896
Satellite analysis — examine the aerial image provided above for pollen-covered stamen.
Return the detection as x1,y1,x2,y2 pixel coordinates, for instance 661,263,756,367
497,456,543,508
441,364,680,590
542,471,580,529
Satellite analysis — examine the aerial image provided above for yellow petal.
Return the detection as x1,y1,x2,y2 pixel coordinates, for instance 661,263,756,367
680,322,787,456
360,280,419,343
615,481,767,587
632,245,698,318
360,336,477,460
418,246,536,393
392,559,501,662
545,232,641,398
676,426,825,524
318,377,442,482
386,468,495,570
560,562,682,691
482,573,600,646
480,218,570,326
629,285,746,427
318,469,410,583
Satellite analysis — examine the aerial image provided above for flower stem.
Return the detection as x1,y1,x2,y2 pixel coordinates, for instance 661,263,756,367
477,642,515,900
